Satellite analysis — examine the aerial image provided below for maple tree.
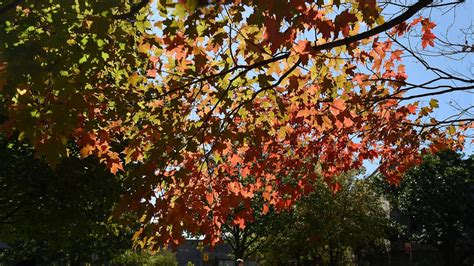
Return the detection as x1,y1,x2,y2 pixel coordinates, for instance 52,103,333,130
0,0,472,248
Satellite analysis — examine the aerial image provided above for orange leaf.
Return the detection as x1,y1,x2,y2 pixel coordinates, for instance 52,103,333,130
147,69,157,78
228,181,241,195
407,104,417,114
206,193,214,205
294,40,311,55
80,144,94,158
330,98,345,116
241,166,251,178
421,31,435,49
343,117,354,127
296,109,312,118
229,154,241,166
110,161,124,175
233,217,246,229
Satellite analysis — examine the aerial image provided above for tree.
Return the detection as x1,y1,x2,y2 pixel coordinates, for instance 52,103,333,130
0,135,137,264
261,172,393,266
1,0,472,247
220,194,279,263
376,151,474,266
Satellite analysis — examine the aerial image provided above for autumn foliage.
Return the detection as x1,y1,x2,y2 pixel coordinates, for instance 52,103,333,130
0,0,470,248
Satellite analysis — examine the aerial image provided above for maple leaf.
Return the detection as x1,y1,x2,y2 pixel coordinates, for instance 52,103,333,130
241,189,254,199
296,109,311,118
110,161,124,175
330,182,342,194
80,144,94,158
262,191,271,201
317,19,334,40
330,98,346,116
228,181,241,195
146,69,157,78
421,30,436,49
407,104,418,114
206,192,214,205
334,10,358,38
294,40,311,55
343,117,354,127
233,217,246,229
393,22,409,36
241,166,251,178
262,204,270,215
411,16,423,26
391,50,403,61
229,154,242,166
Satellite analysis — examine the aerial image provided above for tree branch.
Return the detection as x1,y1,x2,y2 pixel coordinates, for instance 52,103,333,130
404,118,473,128
160,0,432,98
390,86,474,101
311,0,433,53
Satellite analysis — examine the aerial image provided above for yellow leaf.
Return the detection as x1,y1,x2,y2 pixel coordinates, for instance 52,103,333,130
429,98,439,108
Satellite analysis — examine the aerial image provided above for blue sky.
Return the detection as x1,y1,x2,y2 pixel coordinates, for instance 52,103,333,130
363,1,474,175
400,1,473,125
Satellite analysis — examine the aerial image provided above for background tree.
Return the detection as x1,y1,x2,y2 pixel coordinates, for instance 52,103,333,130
0,135,139,264
375,151,474,266
112,249,177,266
261,172,393,266
220,194,280,263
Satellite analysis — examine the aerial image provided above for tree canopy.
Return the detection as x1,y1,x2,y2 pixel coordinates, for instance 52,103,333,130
376,151,474,265
0,0,472,247
0,136,135,264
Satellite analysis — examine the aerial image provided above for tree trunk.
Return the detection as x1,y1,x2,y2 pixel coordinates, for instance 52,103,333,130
441,246,456,266
440,239,458,266
234,247,245,263
328,247,337,266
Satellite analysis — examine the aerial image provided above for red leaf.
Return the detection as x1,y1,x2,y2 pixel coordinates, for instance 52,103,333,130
317,19,334,40
407,104,417,114
206,193,214,205
233,217,246,229
421,31,435,49
330,182,342,194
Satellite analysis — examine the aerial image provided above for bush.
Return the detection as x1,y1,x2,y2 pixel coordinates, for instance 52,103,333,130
112,250,177,266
